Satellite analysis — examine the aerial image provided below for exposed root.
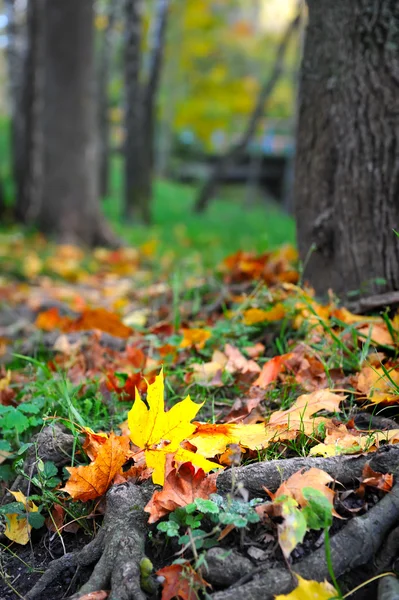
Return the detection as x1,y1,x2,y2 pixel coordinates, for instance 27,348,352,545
210,449,399,599
1,424,75,503
217,445,399,497
26,481,155,600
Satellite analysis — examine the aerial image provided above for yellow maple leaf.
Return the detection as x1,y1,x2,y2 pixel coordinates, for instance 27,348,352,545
180,328,212,350
188,422,274,458
4,490,39,545
128,370,222,485
275,573,337,600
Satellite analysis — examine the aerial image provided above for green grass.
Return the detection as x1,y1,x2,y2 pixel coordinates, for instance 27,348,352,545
103,158,295,267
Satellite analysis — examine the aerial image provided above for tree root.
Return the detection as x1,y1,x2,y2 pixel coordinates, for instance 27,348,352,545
217,445,399,497
210,477,399,599
26,481,155,600
1,424,76,504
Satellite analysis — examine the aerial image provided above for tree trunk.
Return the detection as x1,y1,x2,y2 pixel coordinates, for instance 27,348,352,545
123,0,145,222
98,0,118,198
29,0,117,246
15,0,45,223
5,0,27,209
294,0,399,300
124,0,169,224
194,13,300,214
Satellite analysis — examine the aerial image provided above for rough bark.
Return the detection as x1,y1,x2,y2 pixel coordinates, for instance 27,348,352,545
15,0,45,222
5,0,27,210
98,0,118,198
194,13,300,213
22,0,118,246
124,0,169,224
124,0,145,222
295,0,399,299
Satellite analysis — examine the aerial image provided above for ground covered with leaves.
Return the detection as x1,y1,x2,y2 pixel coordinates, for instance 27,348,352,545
1,233,399,600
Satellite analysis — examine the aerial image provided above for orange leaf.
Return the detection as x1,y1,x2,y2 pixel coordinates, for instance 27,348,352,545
180,328,212,350
359,463,393,493
65,308,133,339
157,563,210,600
252,354,290,389
35,307,66,331
145,458,218,523
273,468,335,509
62,433,130,501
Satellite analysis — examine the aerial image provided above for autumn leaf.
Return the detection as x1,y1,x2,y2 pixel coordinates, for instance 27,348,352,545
275,573,337,600
272,468,336,511
180,328,212,350
128,370,222,485
145,458,218,523
252,354,290,389
81,428,109,461
4,490,39,545
357,365,399,404
243,303,285,325
156,563,210,600
62,433,130,501
188,421,273,458
358,463,393,494
35,307,66,331
65,308,133,339
267,390,344,438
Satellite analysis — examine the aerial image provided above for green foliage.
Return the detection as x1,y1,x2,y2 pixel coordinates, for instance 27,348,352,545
157,494,263,552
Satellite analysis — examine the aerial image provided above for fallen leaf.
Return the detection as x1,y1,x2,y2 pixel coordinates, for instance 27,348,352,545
180,328,212,350
272,468,336,510
357,365,399,404
252,354,290,389
4,490,39,545
224,343,260,376
157,563,210,600
66,308,133,339
145,458,218,523
275,573,337,600
128,370,222,485
62,433,130,501
243,304,285,325
188,422,273,457
268,390,344,437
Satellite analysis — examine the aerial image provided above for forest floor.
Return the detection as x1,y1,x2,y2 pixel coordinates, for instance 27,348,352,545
1,208,399,600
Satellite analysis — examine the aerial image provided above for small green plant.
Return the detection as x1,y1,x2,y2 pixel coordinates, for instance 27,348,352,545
157,494,263,558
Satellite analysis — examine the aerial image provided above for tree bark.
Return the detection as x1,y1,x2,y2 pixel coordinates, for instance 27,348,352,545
124,0,170,224
15,0,45,223
28,0,117,246
294,0,399,299
194,13,300,214
98,0,118,199
123,0,144,222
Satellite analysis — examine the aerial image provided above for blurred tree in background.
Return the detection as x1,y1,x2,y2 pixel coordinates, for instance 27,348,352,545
0,0,298,238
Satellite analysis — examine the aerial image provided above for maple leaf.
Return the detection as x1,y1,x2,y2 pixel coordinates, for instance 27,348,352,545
128,370,222,485
4,490,39,545
81,427,109,461
357,365,399,404
188,422,273,458
275,573,337,600
272,468,336,510
267,390,344,438
358,463,393,494
156,563,210,600
62,433,130,501
145,458,218,523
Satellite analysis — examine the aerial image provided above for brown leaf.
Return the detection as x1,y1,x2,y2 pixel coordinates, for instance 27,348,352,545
145,457,218,524
157,563,210,600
